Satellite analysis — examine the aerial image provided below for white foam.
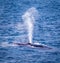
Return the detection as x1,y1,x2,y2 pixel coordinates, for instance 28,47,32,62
0,42,18,47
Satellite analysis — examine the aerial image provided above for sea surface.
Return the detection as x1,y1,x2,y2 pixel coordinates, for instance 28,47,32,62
0,0,60,63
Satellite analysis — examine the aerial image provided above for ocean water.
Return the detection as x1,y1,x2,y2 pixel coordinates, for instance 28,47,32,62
0,0,60,63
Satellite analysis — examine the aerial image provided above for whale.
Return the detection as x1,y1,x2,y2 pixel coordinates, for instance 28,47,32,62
0,42,52,49
14,43,52,49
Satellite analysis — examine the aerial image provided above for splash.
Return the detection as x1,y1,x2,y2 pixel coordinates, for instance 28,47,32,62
0,42,18,47
22,7,39,44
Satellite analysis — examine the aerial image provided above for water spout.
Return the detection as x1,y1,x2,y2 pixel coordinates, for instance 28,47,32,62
22,7,39,44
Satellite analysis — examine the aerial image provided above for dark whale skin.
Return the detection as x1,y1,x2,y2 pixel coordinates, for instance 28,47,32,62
14,43,52,49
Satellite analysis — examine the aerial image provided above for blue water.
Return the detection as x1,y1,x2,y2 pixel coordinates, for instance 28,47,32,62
0,0,60,63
